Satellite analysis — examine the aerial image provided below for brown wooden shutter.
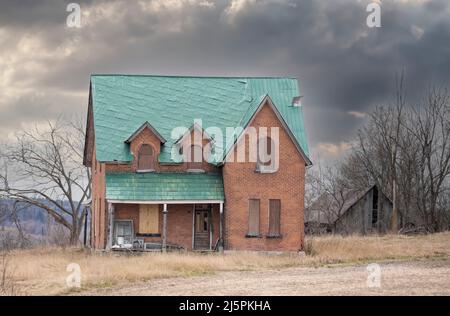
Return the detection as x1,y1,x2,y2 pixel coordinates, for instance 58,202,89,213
268,199,281,236
138,144,155,170
248,199,260,236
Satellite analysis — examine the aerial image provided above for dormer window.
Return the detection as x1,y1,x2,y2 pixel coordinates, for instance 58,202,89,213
292,96,303,107
137,144,155,172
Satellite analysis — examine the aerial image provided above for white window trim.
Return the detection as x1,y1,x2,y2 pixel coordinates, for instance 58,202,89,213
255,164,277,174
136,169,156,173
186,168,205,173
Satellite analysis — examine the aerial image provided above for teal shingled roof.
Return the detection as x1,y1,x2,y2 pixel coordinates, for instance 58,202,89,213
105,172,224,201
90,75,310,164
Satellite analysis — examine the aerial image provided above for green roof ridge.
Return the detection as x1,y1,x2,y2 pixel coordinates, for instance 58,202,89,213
91,74,297,79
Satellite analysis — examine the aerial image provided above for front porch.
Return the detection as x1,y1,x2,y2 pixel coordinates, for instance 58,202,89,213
106,201,224,252
104,172,225,252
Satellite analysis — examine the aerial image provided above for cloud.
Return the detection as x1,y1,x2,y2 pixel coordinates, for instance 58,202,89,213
411,25,425,39
315,142,353,158
0,0,449,156
225,0,256,16
348,111,367,119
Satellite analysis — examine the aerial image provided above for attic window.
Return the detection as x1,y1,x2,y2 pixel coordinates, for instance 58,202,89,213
137,144,155,172
292,96,303,107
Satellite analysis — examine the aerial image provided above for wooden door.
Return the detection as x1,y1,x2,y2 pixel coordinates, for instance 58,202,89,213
194,207,211,250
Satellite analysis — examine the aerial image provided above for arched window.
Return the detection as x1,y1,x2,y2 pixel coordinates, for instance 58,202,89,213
137,144,155,171
187,144,203,170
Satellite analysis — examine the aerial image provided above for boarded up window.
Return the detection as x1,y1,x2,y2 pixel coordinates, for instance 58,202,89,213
268,199,281,236
138,144,155,171
248,199,260,236
139,204,159,234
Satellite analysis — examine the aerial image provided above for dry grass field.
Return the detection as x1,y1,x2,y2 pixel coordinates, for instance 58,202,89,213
1,232,450,295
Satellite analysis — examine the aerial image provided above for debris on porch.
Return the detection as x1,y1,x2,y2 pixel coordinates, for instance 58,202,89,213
112,241,185,252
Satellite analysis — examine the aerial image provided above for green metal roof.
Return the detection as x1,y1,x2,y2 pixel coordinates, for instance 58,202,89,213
105,172,224,201
90,75,310,164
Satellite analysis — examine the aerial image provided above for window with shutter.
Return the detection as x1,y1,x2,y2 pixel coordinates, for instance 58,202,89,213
268,199,281,237
139,204,159,234
247,199,260,237
137,144,155,171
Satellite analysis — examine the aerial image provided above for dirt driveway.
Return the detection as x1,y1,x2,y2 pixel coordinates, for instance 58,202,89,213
80,260,450,296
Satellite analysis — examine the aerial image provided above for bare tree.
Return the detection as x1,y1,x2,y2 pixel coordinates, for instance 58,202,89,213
307,165,356,233
407,87,450,231
355,75,406,232
0,119,91,245
345,81,450,232
0,200,7,227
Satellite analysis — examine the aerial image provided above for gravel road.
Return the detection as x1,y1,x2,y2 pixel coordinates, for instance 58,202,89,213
79,260,450,296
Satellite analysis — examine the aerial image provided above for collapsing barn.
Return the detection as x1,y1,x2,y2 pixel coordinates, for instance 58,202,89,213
305,185,393,235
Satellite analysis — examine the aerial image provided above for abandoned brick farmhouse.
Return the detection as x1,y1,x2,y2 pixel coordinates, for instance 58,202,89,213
83,75,311,252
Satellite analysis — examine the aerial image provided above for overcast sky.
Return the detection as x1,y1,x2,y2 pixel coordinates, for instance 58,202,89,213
0,0,449,161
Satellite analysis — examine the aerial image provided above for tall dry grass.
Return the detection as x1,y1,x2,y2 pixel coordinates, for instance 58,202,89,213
305,232,450,264
3,232,450,295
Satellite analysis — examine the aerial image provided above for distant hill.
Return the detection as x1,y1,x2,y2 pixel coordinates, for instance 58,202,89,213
0,199,78,236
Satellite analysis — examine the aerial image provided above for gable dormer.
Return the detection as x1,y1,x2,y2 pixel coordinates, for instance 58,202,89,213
174,122,214,172
125,122,166,172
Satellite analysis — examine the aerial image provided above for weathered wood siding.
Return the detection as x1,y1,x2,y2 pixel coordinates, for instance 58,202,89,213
334,187,393,235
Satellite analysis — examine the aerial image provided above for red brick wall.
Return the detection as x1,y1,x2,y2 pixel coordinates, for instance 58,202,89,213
222,102,306,251
91,144,107,249
105,127,219,173
91,126,219,249
113,203,220,250
90,102,306,252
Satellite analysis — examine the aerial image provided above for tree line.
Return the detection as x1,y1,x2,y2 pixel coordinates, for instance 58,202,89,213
308,79,450,233
1,79,449,249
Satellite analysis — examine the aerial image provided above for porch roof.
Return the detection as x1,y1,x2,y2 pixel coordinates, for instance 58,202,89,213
105,172,224,202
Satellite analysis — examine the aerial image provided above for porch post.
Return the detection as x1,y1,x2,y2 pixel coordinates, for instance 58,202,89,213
162,203,168,252
106,202,114,251
219,202,224,252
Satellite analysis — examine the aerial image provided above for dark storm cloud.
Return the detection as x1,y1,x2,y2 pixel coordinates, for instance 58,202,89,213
0,0,96,28
1,0,449,155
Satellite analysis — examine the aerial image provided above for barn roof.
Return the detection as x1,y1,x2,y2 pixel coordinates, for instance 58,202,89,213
305,185,380,225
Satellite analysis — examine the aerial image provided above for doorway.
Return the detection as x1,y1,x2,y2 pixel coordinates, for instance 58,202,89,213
193,204,211,250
